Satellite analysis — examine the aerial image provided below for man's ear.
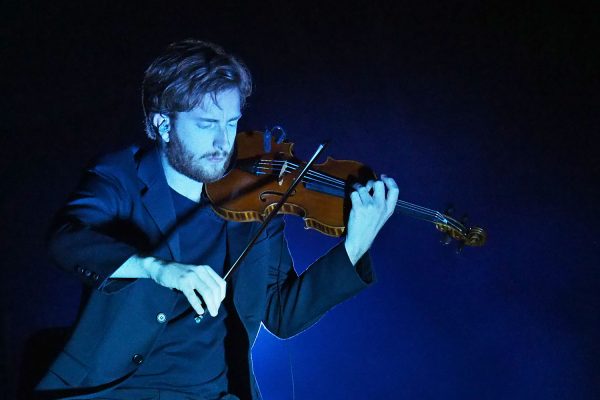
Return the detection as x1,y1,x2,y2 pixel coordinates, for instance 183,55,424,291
152,113,171,143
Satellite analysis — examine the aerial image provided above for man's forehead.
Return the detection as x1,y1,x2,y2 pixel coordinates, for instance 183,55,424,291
191,89,241,116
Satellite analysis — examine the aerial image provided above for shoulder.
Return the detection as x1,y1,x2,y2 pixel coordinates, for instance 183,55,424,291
88,145,141,173
81,145,150,193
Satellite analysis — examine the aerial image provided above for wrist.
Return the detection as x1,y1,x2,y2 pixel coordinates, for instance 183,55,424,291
344,239,365,266
140,256,161,280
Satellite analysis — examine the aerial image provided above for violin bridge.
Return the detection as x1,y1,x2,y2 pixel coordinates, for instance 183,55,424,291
278,161,288,186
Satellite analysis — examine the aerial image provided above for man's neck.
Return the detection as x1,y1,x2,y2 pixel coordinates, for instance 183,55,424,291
160,152,203,203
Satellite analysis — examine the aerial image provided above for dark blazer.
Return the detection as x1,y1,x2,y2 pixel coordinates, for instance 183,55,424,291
35,145,375,399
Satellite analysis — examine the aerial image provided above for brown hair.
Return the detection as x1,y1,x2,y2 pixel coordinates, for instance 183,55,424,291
142,39,252,139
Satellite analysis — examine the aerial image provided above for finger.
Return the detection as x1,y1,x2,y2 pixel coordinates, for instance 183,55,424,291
381,175,399,214
191,276,219,317
203,265,227,301
193,267,221,313
372,180,386,209
353,184,372,205
181,287,205,316
350,190,361,209
364,180,375,193
181,274,213,315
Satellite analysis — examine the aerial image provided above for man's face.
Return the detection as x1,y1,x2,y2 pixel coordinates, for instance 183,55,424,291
165,89,241,183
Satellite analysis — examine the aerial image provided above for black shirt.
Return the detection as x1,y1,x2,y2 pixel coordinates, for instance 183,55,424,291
122,188,229,398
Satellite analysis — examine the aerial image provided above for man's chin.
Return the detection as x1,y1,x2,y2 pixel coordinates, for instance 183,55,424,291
194,164,228,183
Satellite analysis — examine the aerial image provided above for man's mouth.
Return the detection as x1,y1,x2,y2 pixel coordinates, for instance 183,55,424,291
204,153,228,163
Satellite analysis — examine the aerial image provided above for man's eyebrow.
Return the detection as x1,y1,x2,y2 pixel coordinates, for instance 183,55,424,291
196,115,242,123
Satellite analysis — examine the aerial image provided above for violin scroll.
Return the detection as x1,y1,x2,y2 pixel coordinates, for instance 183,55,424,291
435,213,487,247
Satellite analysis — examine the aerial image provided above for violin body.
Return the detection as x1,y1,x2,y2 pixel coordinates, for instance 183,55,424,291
206,131,375,236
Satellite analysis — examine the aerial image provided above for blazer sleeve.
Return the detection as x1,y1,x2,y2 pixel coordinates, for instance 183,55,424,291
47,165,139,292
262,217,376,339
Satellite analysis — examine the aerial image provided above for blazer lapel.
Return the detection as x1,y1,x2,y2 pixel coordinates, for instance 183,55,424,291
136,146,181,260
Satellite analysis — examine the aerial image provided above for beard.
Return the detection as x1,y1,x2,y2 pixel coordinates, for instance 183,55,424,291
165,129,233,183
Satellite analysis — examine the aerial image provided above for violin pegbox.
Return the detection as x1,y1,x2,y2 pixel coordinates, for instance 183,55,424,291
435,204,487,250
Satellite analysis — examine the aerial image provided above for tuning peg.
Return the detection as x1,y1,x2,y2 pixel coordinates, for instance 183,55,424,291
456,241,465,254
461,214,469,225
263,127,272,152
271,125,287,143
445,204,455,216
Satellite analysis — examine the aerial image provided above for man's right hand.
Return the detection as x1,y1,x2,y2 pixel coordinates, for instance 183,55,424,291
143,258,227,317
111,255,227,316
145,259,227,317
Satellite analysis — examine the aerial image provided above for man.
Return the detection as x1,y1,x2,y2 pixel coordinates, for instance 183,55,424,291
36,39,398,399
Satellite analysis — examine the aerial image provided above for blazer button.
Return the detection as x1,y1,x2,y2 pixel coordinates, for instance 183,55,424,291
132,354,144,365
84,270,92,277
156,313,167,323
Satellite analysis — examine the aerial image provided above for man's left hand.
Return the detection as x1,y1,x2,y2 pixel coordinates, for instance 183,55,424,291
344,174,399,265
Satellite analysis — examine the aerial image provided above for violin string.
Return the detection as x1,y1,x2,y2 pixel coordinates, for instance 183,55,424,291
257,160,341,185
255,169,465,234
255,161,441,217
254,163,465,234
255,162,346,192
254,168,345,196
254,162,448,222
256,161,444,219
255,163,354,195
257,163,347,191
259,160,346,187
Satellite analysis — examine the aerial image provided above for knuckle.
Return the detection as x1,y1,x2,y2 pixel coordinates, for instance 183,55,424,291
203,285,215,297
198,285,212,297
181,269,195,280
179,277,193,290
195,265,207,274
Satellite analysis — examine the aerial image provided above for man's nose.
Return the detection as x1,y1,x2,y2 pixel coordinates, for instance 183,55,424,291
213,125,230,149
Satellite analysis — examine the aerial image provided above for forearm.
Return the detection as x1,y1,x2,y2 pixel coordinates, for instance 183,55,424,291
110,254,162,280
265,240,375,338
111,254,227,317
48,219,139,288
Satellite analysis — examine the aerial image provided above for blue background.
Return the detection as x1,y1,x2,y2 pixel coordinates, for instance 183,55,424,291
3,2,598,399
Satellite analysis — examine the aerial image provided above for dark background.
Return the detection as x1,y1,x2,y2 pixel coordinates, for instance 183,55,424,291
3,1,598,399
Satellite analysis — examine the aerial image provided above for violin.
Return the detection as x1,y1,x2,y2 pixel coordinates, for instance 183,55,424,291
205,130,487,248
196,130,486,322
